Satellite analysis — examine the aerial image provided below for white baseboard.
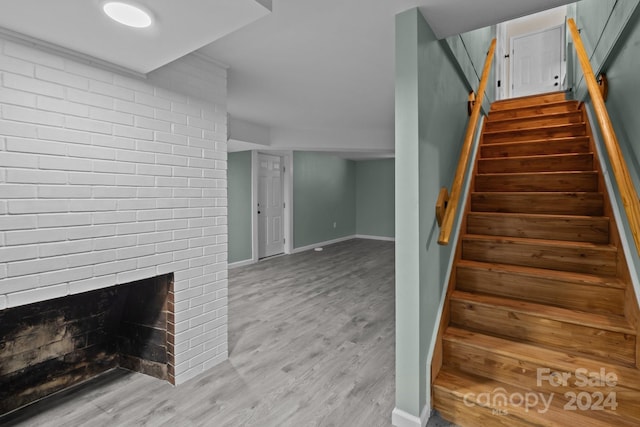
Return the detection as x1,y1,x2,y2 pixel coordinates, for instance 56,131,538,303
391,406,430,427
292,235,356,254
228,259,256,269
422,406,432,426
235,234,394,263
355,234,395,242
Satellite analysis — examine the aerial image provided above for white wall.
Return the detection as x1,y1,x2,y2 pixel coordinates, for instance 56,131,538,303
506,6,567,39
227,117,393,155
0,36,228,385
270,126,394,152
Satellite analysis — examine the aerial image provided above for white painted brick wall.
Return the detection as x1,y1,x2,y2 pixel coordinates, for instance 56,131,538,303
0,36,228,385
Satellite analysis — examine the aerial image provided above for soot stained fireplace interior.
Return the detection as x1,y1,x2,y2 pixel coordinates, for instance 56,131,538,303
0,274,175,415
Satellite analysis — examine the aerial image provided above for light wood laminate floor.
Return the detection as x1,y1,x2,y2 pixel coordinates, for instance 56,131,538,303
4,239,397,427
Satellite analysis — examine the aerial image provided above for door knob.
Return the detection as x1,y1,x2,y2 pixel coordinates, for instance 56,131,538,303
555,75,559,79
258,211,261,214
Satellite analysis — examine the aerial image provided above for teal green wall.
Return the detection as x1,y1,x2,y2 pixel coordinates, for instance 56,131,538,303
600,7,640,177
355,159,395,238
227,151,253,263
395,7,472,418
574,2,640,293
572,0,640,100
229,151,393,257
293,152,356,248
445,25,497,113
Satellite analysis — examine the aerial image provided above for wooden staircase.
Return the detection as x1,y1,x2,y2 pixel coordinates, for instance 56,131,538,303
432,92,640,426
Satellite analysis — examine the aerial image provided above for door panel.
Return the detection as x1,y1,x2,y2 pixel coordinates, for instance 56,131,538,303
512,26,563,97
258,154,284,258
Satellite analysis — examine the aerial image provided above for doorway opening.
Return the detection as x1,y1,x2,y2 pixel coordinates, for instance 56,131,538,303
257,153,285,259
511,25,564,97
496,5,568,99
250,151,293,263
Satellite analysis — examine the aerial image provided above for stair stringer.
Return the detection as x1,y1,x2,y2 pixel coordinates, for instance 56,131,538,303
429,116,486,392
582,103,640,367
430,116,488,393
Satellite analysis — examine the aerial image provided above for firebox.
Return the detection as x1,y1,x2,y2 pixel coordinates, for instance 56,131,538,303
0,274,175,415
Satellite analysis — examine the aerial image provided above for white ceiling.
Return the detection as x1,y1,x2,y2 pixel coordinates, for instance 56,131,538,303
0,0,577,156
204,0,417,151
0,0,271,74
201,0,577,155
419,0,576,38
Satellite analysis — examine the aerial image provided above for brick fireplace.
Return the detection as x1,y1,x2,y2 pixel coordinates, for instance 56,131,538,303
0,274,174,414
0,34,229,410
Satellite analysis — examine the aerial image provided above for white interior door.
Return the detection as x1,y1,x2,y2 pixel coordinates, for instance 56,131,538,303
258,154,284,258
511,25,563,98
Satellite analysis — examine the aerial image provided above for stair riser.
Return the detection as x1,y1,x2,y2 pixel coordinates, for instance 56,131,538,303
435,369,640,427
477,154,594,174
475,173,598,192
462,238,617,276
467,214,609,243
485,113,583,132
491,93,567,111
450,300,636,365
489,102,579,121
433,390,534,427
471,193,604,216
433,389,534,427
484,125,586,144
481,139,591,158
443,341,640,422
456,266,624,315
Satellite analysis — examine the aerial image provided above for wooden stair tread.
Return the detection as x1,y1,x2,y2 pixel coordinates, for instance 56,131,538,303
475,171,598,192
434,367,637,427
488,102,581,122
442,331,640,423
467,212,608,220
463,233,616,252
444,327,640,392
473,190,602,196
456,259,625,315
450,290,634,334
476,170,597,177
467,212,610,243
480,136,589,150
472,191,604,200
456,259,625,290
487,110,581,122
479,153,592,162
490,91,567,110
466,211,609,243
480,137,591,158
471,192,604,216
467,211,609,221
492,91,566,102
488,99,578,115
462,233,618,276
483,122,586,138
477,153,594,173
485,111,583,128
483,125,587,145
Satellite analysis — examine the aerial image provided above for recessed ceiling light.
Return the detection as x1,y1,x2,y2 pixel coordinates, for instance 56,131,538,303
103,2,152,28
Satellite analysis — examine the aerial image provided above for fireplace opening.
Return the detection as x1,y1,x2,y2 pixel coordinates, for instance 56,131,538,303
0,274,175,415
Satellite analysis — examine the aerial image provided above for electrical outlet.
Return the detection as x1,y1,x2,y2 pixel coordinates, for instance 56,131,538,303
333,222,337,229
